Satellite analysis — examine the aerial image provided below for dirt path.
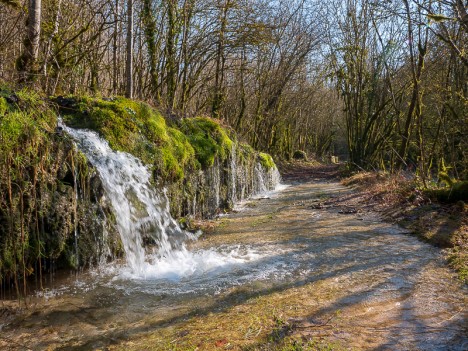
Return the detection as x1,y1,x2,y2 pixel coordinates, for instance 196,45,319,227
190,179,468,350
1,176,467,351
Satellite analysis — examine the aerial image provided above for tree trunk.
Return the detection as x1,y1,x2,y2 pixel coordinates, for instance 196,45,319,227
125,0,133,99
113,0,120,95
18,0,42,82
142,0,160,101
43,0,61,93
166,0,178,110
212,0,230,119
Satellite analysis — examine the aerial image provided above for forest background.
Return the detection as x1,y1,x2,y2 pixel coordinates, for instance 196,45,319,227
1,0,467,182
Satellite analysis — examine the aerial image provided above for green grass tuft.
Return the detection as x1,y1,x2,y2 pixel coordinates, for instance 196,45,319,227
0,97,8,115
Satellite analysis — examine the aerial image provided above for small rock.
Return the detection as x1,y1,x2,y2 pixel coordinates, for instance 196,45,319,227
6,94,19,104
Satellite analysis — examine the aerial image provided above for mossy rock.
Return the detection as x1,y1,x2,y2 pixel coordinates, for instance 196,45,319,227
239,142,255,163
292,150,307,161
180,116,233,168
425,181,468,203
58,95,197,181
258,152,275,169
0,88,124,283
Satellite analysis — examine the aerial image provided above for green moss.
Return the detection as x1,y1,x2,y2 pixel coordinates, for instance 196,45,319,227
438,171,454,187
424,181,468,203
154,128,195,180
259,152,275,169
0,91,55,154
292,150,308,161
59,96,197,181
61,96,142,152
239,142,255,162
181,116,233,168
0,97,7,115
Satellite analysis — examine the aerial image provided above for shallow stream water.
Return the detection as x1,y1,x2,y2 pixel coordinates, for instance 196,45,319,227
1,180,467,350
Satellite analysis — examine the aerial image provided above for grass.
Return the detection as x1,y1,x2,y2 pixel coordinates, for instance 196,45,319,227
111,277,347,351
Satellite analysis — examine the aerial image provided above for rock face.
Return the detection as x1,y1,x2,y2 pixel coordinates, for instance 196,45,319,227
167,144,281,219
0,93,280,290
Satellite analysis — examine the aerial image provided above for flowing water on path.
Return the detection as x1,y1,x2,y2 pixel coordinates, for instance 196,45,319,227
1,181,467,351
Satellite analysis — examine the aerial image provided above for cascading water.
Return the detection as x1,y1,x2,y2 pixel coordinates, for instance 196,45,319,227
254,162,269,194
252,162,284,198
229,144,238,205
61,125,194,275
61,122,285,281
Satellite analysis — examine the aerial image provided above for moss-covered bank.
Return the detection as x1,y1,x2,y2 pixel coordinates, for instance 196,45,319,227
0,88,123,296
0,90,279,294
57,95,279,219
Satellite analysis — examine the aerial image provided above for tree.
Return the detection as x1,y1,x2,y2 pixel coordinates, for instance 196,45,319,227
18,0,42,82
126,0,133,98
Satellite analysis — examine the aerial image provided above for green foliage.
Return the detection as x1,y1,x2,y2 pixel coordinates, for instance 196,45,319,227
259,152,275,169
181,116,233,168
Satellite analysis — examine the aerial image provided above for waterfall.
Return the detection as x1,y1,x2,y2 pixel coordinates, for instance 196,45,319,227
253,162,282,197
254,162,269,194
61,125,193,275
230,144,238,205
208,158,221,210
61,121,284,279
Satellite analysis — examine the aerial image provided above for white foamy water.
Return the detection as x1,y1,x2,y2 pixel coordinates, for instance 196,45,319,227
104,243,297,296
61,124,197,275
114,245,264,281
62,122,286,282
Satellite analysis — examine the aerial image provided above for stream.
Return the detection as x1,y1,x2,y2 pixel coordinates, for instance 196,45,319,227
1,180,467,350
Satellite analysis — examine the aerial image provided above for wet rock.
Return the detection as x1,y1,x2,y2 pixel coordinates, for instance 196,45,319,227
55,96,77,108
5,94,18,104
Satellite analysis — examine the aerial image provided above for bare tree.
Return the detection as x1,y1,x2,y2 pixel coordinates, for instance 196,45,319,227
126,0,133,98
18,0,42,82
